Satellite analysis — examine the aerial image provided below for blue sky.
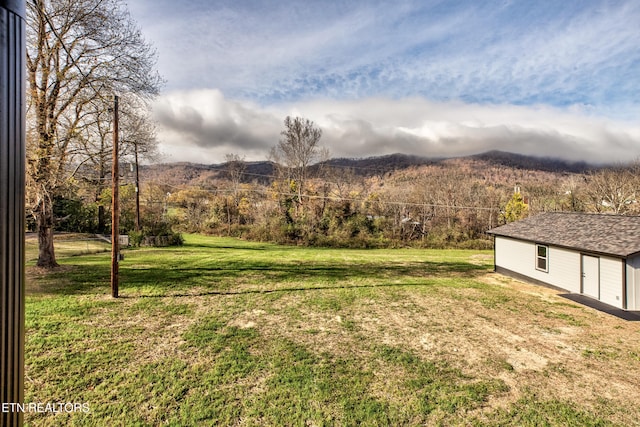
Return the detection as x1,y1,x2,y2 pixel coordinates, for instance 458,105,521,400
128,0,640,163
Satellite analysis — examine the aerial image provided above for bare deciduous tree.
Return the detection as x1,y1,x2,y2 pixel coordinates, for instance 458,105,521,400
584,165,637,214
26,0,162,267
270,116,324,210
225,153,246,199
224,153,246,229
66,95,157,233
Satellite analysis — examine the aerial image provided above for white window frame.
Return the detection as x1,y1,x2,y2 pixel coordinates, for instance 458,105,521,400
536,244,549,272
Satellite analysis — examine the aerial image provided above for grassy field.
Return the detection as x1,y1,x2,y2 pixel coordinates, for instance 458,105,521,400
25,233,111,263
24,234,640,426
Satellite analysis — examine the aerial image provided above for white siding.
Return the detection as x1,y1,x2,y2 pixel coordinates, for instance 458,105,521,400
599,256,623,309
495,236,628,310
495,237,580,292
626,256,640,311
550,247,581,293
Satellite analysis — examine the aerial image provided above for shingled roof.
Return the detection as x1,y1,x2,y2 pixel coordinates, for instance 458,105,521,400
487,212,640,258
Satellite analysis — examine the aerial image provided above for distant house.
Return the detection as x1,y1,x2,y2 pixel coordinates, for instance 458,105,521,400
487,212,640,311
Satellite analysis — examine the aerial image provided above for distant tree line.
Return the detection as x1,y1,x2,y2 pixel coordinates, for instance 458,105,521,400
41,112,640,251
91,119,636,250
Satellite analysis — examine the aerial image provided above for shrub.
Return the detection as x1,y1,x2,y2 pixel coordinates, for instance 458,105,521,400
128,222,184,247
129,230,144,247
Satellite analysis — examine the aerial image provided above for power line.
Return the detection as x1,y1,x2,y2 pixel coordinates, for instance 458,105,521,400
138,179,499,213
66,164,505,214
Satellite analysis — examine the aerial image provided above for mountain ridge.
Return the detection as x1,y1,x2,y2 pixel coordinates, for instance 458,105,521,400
141,150,598,188
150,150,596,173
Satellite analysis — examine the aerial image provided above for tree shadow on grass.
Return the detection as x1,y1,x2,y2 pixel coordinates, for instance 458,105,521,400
122,258,489,293
180,237,308,251
116,281,456,299
29,257,491,297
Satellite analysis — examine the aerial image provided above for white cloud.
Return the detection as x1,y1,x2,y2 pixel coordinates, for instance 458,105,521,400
129,0,640,117
152,90,640,164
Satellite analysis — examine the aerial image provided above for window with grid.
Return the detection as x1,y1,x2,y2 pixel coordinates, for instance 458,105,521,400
536,244,548,272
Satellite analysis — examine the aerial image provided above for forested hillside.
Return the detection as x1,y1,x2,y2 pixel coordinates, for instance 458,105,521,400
48,148,637,249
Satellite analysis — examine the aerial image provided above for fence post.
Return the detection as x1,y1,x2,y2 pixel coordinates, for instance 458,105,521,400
1,0,26,425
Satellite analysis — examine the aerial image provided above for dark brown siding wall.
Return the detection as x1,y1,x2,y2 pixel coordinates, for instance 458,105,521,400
1,0,25,425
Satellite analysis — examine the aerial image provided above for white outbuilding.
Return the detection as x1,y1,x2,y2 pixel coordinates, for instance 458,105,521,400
487,212,640,311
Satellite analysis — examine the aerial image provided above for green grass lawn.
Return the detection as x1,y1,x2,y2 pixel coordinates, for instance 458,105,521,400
24,235,640,426
25,233,111,263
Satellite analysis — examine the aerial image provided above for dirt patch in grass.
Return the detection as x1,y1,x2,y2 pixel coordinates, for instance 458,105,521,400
469,253,494,265
223,271,640,424
26,265,77,293
27,264,76,278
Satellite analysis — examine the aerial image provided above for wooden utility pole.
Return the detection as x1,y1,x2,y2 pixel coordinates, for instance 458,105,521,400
111,95,119,298
134,142,141,231
1,0,26,424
